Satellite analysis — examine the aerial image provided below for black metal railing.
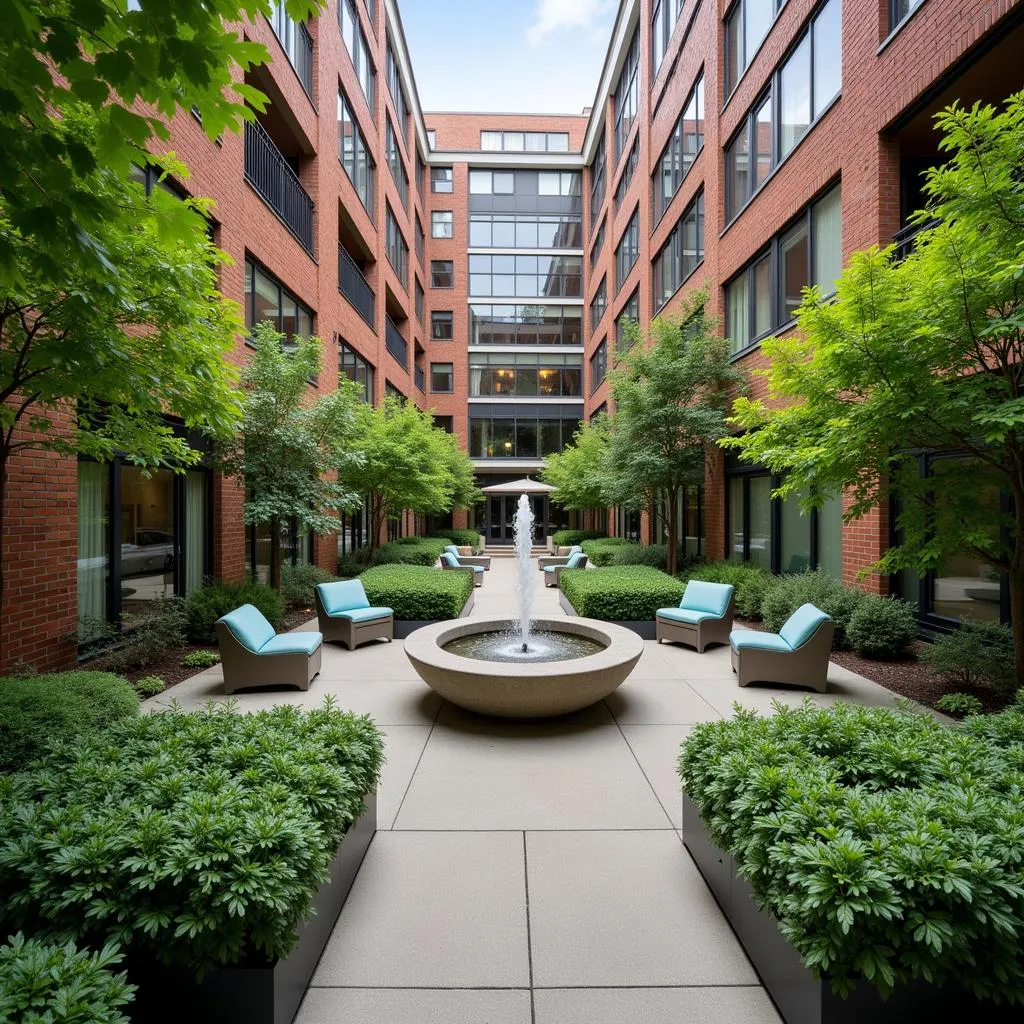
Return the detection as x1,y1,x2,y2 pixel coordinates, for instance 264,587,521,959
892,216,940,262
244,120,315,254
338,244,375,326
385,315,408,368
415,365,425,392
295,23,314,97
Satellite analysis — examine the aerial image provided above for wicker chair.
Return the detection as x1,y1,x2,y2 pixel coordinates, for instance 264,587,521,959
729,603,835,692
656,581,735,653
314,580,393,650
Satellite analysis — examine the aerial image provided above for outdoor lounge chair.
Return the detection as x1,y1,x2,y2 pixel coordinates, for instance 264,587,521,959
537,545,582,571
544,550,588,587
314,579,394,650
441,551,485,586
729,603,835,692
656,580,734,652
443,544,492,570
215,603,322,695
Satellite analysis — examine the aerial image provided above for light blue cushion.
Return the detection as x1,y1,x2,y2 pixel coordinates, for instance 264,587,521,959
779,603,831,650
316,580,369,615
569,545,582,554
682,580,733,617
730,630,793,654
441,552,459,567
544,565,558,574
657,607,717,625
565,551,584,568
261,631,322,656
218,603,275,652
444,545,461,556
334,606,393,623
469,565,485,574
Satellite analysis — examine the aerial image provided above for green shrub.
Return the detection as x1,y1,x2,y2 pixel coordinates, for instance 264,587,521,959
0,672,138,774
370,537,448,567
428,529,482,551
181,649,220,669
551,529,607,547
921,619,1016,696
360,564,473,620
684,561,777,619
337,546,372,578
844,596,917,659
280,563,339,609
581,538,635,566
560,566,684,621
0,934,134,1024
133,675,166,698
610,543,668,572
96,598,186,674
183,579,284,643
679,701,1024,1003
759,568,865,647
935,692,984,718
0,699,384,976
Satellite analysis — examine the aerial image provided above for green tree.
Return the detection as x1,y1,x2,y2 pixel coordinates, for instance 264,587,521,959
218,322,362,589
606,295,744,575
340,397,479,554
726,94,1024,685
542,415,611,512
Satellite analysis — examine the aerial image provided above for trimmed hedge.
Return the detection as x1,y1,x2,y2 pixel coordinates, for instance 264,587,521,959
560,566,684,621
429,529,481,550
183,579,283,643
679,702,1024,1003
610,543,669,571
683,561,777,620
760,568,865,648
551,529,608,547
360,564,473,620
370,537,448,567
0,700,384,977
846,596,917,659
0,672,139,774
0,934,134,1024
581,538,635,566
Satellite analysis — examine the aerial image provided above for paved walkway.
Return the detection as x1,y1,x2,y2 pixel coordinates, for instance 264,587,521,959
161,558,900,1024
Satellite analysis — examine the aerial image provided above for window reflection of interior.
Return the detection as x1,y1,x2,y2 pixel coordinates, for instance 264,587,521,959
469,417,580,458
469,353,582,397
469,304,582,345
469,254,582,298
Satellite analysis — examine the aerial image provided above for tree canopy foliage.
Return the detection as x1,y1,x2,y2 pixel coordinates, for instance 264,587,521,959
542,415,612,512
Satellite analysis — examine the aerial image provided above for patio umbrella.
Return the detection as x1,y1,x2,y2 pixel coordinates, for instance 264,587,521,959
478,477,556,495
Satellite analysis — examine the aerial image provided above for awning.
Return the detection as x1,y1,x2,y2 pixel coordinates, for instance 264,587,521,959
479,477,556,495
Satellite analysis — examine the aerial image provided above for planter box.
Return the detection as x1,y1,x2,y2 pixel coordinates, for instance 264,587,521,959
392,590,475,639
558,590,657,639
128,793,377,1024
682,793,1019,1024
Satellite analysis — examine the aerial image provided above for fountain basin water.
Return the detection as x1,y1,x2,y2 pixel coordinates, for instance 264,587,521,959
404,617,643,718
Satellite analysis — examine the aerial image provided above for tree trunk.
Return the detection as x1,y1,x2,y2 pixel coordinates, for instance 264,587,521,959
367,494,384,555
1010,502,1024,691
666,486,679,577
269,515,282,592
0,449,6,668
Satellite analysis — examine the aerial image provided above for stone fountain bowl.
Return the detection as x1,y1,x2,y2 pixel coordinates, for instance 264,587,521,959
403,617,644,718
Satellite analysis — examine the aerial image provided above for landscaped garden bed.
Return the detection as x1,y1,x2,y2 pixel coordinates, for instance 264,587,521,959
360,563,474,638
559,566,684,638
678,702,1024,1023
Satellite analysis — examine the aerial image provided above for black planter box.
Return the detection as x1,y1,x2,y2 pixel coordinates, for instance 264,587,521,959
682,793,1019,1024
128,793,376,1024
557,590,657,638
393,591,475,639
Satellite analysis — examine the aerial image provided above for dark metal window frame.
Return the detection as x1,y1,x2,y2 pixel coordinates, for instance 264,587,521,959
430,259,454,288
653,188,705,314
614,206,640,295
430,362,455,393
652,70,705,228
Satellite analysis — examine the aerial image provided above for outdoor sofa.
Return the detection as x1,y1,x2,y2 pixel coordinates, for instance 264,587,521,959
537,544,582,571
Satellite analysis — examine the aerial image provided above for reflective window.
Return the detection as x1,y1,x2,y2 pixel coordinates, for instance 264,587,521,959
469,169,516,195
431,311,454,340
469,352,582,397
590,131,606,228
590,216,606,267
245,258,314,345
724,0,787,95
469,304,582,345
426,129,436,148
469,214,582,249
431,166,453,192
468,254,582,298
538,171,582,196
339,339,375,403
337,90,375,215
591,276,607,328
431,210,453,238
653,74,704,224
614,209,639,292
615,288,640,351
385,204,407,288
590,338,607,393
385,39,409,139
614,136,639,210
339,0,375,108
652,0,685,76
653,190,704,311
431,260,454,288
480,130,570,152
385,116,408,208
430,362,454,392
468,416,580,457
614,26,640,159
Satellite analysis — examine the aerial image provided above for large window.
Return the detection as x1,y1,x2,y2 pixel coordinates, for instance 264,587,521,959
590,338,607,393
590,130,606,227
614,208,640,292
415,215,425,263
385,39,409,140
481,130,570,152
614,26,640,159
431,311,453,340
652,0,685,76
337,90,375,215
339,339,375,403
591,276,607,327
470,304,582,345
890,0,924,31
431,166,453,192
469,254,582,298
469,169,515,195
415,278,424,323
653,73,704,224
590,216,606,268
538,172,582,197
385,204,407,288
245,258,314,343
469,213,582,249
725,0,787,96
339,0,374,107
469,352,582,397
653,189,704,311
725,0,841,222
431,362,454,392
615,288,640,351
385,116,408,208
431,210,453,239
431,260,454,288
614,136,639,210
469,416,581,458
726,183,840,355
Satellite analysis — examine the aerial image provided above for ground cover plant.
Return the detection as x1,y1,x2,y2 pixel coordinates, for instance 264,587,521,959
679,701,1024,1003
181,649,220,669
370,537,448,567
0,699,384,976
0,671,138,774
360,564,473,620
183,579,284,643
0,933,134,1024
560,566,684,621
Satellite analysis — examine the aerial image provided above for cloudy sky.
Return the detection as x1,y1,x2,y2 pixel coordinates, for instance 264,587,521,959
396,0,617,115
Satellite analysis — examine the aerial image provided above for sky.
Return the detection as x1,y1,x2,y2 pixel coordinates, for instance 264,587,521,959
396,0,618,115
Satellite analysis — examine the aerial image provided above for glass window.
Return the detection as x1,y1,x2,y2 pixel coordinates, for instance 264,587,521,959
752,253,772,338
813,0,842,117
493,171,515,194
431,167,453,192
779,34,811,158
431,310,454,340
337,90,375,215
339,0,374,107
653,190,704,311
120,465,177,608
385,40,409,138
614,137,639,209
653,74,704,224
431,260,454,288
726,0,784,94
426,129,436,148
726,120,750,222
469,170,491,194
340,339,375,403
246,258,314,346
614,26,640,159
615,209,639,292
385,116,408,208
385,204,407,288
890,0,923,30
652,0,684,76
591,276,607,327
590,338,607,393
818,492,843,577
725,272,750,357
431,210,453,239
748,475,773,569
481,131,502,151
780,487,812,574
430,362,453,392
728,476,745,561
812,184,842,297
779,217,809,322
754,95,773,189
590,131,606,228
77,461,110,636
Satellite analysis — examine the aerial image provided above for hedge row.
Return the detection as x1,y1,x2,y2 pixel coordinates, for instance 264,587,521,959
559,566,684,621
359,563,473,620
428,529,482,550
550,529,608,547
370,537,448,567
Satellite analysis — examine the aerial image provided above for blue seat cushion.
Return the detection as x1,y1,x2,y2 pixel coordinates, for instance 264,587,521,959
260,631,322,656
333,606,393,623
543,565,558,574
730,630,793,654
565,551,584,569
218,603,275,652
779,603,831,650
444,545,461,556
657,607,718,625
317,580,369,615
681,580,733,617
469,565,485,574
441,552,459,567
568,545,582,554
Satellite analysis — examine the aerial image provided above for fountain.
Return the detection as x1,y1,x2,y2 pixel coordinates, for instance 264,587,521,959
404,495,643,717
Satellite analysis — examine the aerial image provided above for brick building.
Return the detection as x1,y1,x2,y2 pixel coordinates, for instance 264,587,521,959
2,0,1021,671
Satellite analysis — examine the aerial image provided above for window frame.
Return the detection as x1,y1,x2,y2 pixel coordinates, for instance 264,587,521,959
652,189,705,314
431,209,454,239
431,166,453,193
430,259,454,289
652,71,705,227
614,207,640,294
431,310,454,340
430,362,454,393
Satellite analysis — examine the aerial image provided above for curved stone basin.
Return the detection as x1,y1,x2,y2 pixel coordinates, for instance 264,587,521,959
404,617,643,718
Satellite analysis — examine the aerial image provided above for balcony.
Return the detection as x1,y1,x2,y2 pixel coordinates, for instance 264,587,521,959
892,217,940,262
385,315,408,369
415,365,425,392
338,244,375,327
244,119,315,255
